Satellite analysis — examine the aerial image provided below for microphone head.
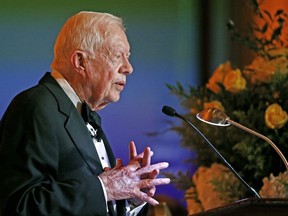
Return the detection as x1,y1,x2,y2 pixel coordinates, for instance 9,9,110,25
162,105,177,117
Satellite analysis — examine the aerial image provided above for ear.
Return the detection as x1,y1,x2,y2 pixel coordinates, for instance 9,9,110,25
70,50,87,74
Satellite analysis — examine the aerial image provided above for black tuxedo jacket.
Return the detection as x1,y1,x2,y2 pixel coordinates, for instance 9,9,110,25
0,73,148,216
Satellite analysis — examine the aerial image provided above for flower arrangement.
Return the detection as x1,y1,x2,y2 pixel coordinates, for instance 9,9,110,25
165,0,288,213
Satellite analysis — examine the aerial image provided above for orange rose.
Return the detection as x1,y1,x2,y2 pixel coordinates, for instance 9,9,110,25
244,56,275,84
204,100,225,111
244,48,288,84
206,61,232,93
260,171,288,198
192,163,243,210
223,69,246,93
265,103,288,129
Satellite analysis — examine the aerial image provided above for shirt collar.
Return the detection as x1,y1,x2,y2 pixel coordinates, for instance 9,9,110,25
51,70,82,113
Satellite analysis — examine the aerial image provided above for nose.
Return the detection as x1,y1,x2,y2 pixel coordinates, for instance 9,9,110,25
120,56,133,75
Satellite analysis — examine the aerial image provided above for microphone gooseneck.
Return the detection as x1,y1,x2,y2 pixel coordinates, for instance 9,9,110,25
162,105,261,199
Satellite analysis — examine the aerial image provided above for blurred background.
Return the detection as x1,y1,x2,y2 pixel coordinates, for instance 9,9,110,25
0,0,256,211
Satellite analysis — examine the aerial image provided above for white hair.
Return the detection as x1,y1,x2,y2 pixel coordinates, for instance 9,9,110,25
50,11,125,71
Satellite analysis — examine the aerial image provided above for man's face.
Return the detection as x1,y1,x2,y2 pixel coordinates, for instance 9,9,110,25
85,26,133,111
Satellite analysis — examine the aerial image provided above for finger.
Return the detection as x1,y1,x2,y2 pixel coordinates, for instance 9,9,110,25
144,186,156,197
139,178,170,189
137,162,169,176
129,141,137,160
141,196,159,206
103,167,111,171
130,150,154,162
141,147,151,167
139,168,159,179
115,158,123,169
148,169,159,179
128,160,141,171
135,191,159,206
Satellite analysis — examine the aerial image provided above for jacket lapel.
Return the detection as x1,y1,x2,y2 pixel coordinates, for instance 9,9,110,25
65,110,103,175
39,72,102,175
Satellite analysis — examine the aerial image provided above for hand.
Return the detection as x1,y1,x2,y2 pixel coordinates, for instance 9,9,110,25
99,142,170,206
99,159,169,205
128,141,160,206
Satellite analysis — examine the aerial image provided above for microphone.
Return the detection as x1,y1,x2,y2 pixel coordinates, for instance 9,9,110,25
162,105,261,199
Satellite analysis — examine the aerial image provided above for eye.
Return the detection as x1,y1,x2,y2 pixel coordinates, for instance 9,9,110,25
114,53,122,59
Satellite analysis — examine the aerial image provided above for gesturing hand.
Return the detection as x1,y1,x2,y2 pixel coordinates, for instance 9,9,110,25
99,142,170,206
128,141,160,206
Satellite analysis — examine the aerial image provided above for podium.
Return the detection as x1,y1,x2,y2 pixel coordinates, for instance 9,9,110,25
191,198,288,216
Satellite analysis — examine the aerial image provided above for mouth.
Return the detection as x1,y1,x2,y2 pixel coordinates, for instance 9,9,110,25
115,81,126,90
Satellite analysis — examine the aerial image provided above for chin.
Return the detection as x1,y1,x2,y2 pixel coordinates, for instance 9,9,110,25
107,91,121,103
112,97,120,102
108,94,120,103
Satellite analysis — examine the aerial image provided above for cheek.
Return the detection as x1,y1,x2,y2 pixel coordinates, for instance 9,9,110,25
89,62,119,97
95,73,114,95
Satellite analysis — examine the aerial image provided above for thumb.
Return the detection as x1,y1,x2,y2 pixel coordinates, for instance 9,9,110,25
114,158,123,169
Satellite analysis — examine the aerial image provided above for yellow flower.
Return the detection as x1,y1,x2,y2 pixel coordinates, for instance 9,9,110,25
204,101,225,111
206,61,246,94
265,103,288,129
223,69,246,93
206,61,232,93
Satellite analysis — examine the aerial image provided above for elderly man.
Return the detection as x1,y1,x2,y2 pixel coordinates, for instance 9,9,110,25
0,11,170,216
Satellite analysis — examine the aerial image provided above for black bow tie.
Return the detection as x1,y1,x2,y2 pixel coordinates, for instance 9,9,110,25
81,103,101,128
81,103,103,141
